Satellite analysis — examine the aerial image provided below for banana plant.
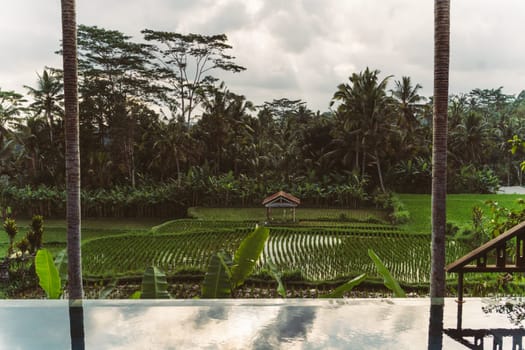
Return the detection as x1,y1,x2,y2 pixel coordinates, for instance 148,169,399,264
140,266,170,299
230,225,269,287
201,252,233,298
267,260,286,298
201,225,269,298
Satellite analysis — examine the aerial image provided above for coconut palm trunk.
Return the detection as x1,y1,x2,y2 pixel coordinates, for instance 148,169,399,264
61,0,84,299
430,0,450,298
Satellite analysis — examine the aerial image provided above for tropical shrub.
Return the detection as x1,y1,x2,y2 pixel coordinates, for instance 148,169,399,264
3,218,18,255
26,215,44,253
15,237,30,254
0,178,375,218
374,192,410,224
389,157,431,194
448,165,500,194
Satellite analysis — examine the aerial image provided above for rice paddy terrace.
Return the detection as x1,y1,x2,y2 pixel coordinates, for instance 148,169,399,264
80,208,470,286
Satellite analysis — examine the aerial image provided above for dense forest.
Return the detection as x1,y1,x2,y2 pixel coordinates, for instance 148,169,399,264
1,25,524,216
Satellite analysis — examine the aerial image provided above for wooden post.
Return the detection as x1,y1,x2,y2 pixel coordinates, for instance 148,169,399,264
456,272,464,330
457,272,464,303
496,243,506,267
517,235,525,267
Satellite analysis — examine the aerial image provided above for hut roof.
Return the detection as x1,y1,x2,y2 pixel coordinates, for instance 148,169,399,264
262,191,300,206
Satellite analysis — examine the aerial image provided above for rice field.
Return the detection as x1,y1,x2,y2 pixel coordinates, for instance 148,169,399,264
81,222,469,284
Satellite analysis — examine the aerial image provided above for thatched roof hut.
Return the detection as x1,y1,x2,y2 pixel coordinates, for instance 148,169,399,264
262,191,300,222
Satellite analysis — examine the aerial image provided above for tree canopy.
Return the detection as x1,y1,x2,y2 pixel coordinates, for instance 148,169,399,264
1,24,524,216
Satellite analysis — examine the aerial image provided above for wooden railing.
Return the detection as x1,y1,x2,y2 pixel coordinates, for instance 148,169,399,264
446,221,525,302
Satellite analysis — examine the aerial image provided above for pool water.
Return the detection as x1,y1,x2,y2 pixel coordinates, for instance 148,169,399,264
0,298,523,349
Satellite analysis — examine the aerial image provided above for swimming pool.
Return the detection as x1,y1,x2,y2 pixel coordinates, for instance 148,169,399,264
0,298,523,349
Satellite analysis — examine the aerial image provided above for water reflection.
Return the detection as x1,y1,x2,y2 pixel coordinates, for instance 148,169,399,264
445,328,525,350
69,300,85,350
251,305,317,349
443,298,525,349
193,305,229,328
428,303,444,350
0,301,70,348
4,298,525,349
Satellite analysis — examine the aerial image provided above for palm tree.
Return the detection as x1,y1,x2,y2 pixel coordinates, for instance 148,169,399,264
449,111,490,166
430,0,450,299
25,69,64,142
61,0,83,299
391,76,424,132
195,84,254,175
152,120,189,183
331,68,393,192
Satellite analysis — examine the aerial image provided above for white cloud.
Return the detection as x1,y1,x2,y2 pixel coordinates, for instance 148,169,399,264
1,0,525,112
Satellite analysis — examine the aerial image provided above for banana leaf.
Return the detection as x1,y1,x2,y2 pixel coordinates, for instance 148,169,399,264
35,249,62,299
267,260,286,298
201,252,232,298
140,266,170,299
54,248,68,285
321,273,367,298
368,249,406,297
231,225,269,288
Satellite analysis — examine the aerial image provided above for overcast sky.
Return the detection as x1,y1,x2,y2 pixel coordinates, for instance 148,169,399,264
1,0,525,112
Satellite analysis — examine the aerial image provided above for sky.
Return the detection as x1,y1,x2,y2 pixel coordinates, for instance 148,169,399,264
1,0,525,112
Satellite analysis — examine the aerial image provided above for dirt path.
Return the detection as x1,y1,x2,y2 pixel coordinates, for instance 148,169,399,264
498,186,525,194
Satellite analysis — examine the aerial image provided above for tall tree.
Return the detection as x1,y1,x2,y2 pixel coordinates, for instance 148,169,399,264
77,25,154,188
61,0,83,299
430,0,450,299
142,30,245,126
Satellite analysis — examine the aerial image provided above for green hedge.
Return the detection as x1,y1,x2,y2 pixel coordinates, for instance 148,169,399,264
0,176,377,218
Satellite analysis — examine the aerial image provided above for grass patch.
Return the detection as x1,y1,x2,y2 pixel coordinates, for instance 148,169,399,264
399,193,525,234
188,206,388,222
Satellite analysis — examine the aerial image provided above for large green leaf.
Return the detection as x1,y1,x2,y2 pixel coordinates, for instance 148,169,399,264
231,226,269,288
201,252,232,298
140,266,170,299
321,273,367,298
368,249,406,297
35,249,62,299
